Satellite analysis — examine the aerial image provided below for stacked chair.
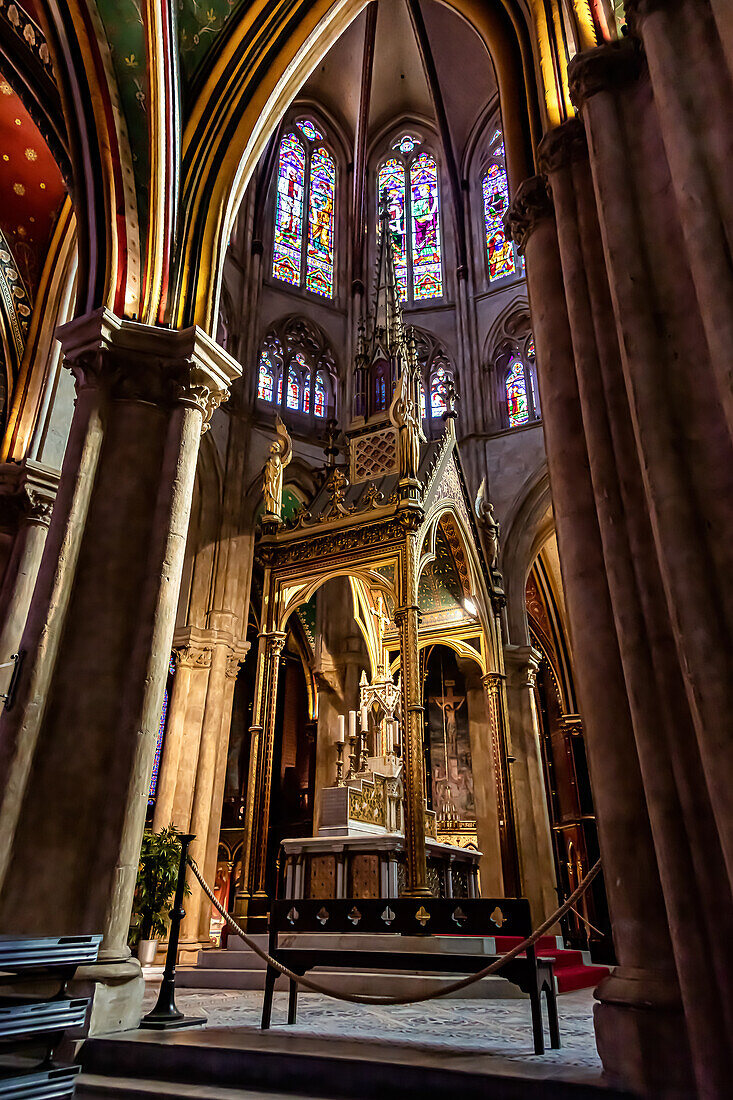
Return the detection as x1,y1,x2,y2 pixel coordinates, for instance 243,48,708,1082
0,934,101,1098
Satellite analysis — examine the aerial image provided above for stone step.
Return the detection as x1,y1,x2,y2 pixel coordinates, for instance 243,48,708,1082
76,1076,316,1100
78,1029,633,1100
176,966,525,998
225,932,504,953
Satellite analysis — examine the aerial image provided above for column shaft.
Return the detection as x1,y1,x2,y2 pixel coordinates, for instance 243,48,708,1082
395,596,429,896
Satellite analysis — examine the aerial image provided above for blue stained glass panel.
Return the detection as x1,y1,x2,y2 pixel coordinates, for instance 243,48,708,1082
287,364,300,410
506,360,529,426
314,374,326,418
430,366,449,415
483,158,515,282
410,154,443,300
378,159,408,301
306,149,335,297
148,672,172,805
273,134,305,286
296,118,323,142
258,354,274,401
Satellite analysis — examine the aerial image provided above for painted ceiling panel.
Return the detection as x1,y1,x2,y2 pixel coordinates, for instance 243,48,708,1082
0,76,65,297
178,0,248,82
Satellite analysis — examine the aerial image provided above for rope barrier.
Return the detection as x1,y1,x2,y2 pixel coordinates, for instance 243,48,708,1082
186,855,602,1007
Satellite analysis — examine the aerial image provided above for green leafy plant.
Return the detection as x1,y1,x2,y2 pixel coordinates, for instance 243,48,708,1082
130,826,190,944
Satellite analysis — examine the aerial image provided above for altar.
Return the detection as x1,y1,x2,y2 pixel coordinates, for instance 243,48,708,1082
231,210,515,928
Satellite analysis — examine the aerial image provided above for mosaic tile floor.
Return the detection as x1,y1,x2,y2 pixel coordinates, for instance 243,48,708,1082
141,984,604,1083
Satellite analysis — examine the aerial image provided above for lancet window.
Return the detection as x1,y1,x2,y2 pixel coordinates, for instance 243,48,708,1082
272,118,336,298
410,329,456,432
482,129,517,283
377,136,443,303
498,335,539,428
256,318,336,424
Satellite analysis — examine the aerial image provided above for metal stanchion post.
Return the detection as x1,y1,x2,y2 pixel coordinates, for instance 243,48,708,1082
140,833,207,1030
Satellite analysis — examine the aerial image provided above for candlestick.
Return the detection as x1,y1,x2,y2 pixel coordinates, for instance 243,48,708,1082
335,740,345,786
336,715,345,744
347,710,358,779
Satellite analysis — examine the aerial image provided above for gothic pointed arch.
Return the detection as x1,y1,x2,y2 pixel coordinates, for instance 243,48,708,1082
255,315,337,425
175,0,544,331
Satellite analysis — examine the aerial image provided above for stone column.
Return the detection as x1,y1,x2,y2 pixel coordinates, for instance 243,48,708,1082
394,525,429,897
509,177,692,1097
234,628,285,920
539,86,733,1095
503,647,557,923
152,639,213,832
465,680,503,896
481,671,520,897
0,310,239,1032
0,462,57,668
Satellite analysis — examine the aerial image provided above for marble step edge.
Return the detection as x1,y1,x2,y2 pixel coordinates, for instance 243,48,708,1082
79,1035,632,1100
175,967,527,998
75,1076,321,1100
225,933,502,952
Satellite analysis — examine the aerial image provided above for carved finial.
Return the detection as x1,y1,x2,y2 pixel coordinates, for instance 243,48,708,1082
322,466,353,519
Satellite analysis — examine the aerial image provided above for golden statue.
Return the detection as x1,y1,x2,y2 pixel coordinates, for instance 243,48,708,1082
389,375,421,482
263,416,292,518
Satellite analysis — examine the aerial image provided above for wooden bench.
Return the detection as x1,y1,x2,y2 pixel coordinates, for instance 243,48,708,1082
261,898,559,1054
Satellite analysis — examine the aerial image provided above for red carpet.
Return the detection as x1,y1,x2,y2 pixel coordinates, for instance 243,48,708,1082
494,935,610,994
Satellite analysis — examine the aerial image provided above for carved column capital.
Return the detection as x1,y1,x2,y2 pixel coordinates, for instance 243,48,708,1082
0,459,59,529
506,175,554,255
568,39,645,112
537,118,588,175
624,0,683,33
57,308,242,431
174,644,213,669
503,644,543,689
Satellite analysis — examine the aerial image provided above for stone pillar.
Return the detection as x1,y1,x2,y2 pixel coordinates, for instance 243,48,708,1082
503,647,557,922
0,310,239,1032
152,639,213,832
481,671,520,897
235,628,285,919
199,649,246,929
0,462,57,668
465,681,503,896
509,175,695,1096
536,79,733,1093
394,526,429,897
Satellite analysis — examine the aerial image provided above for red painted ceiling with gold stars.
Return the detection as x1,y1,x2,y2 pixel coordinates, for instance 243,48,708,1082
0,68,66,300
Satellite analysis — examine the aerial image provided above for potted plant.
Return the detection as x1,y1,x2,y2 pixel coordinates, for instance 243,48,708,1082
131,825,190,966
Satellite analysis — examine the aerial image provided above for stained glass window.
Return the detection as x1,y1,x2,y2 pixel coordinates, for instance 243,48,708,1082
273,134,305,286
483,161,515,282
378,159,408,301
410,154,443,300
420,383,426,420
430,366,450,416
306,149,335,297
287,363,300,410
148,654,175,805
296,118,323,142
314,373,326,418
527,337,535,358
506,360,529,426
393,134,420,155
257,353,274,401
